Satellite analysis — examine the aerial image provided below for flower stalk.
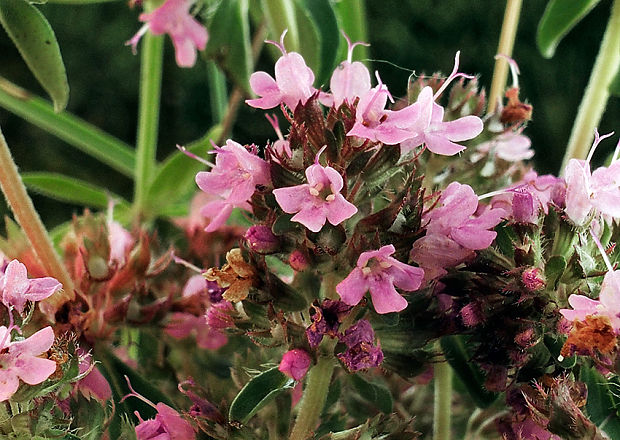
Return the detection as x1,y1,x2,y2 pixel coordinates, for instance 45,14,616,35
434,346,452,440
289,355,335,440
0,125,74,311
560,0,620,173
487,0,523,114
133,14,164,220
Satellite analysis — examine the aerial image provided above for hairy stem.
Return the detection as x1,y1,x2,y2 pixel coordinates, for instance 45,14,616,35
560,0,620,173
0,125,74,311
133,27,164,220
289,355,335,440
487,0,523,114
434,346,453,440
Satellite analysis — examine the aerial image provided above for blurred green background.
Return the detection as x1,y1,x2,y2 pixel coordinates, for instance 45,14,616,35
0,0,618,229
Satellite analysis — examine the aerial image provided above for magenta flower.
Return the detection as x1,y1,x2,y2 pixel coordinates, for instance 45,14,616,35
399,86,483,156
0,326,56,401
410,233,475,281
336,319,384,371
273,151,357,232
321,34,371,108
76,349,112,401
0,259,61,314
196,140,270,232
246,31,317,110
336,244,423,314
135,402,195,440
560,270,620,332
128,0,208,68
279,349,311,381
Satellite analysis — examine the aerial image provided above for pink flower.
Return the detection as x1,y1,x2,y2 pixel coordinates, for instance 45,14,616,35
476,132,533,161
273,150,357,232
128,0,208,68
0,326,56,401
0,259,61,314
399,86,483,156
76,349,112,401
321,34,371,108
336,244,424,314
279,349,311,381
108,221,134,267
135,402,195,440
425,182,504,250
347,75,420,145
195,140,270,232
560,270,620,332
246,31,317,110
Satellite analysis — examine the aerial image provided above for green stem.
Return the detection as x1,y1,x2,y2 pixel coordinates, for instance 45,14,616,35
0,78,135,177
0,125,75,312
133,29,164,220
560,0,620,173
433,347,452,440
263,0,299,52
289,356,335,440
487,0,523,114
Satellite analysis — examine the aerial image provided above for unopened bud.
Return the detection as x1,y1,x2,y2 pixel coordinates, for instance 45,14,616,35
522,267,545,291
289,250,309,271
245,225,280,254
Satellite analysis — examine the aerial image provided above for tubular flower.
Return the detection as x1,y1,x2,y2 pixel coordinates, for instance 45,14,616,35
0,326,56,401
196,140,270,232
273,150,357,232
135,402,196,440
127,0,208,68
336,244,423,314
246,31,317,110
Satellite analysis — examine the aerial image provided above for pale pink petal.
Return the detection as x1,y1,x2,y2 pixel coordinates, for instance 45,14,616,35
182,275,207,298
424,133,467,156
336,268,368,306
25,277,61,302
156,403,196,440
246,72,282,109
273,185,312,214
79,366,112,401
330,61,371,108
274,52,315,109
435,115,483,142
325,195,358,226
14,356,56,385
368,276,408,314
11,326,54,356
387,261,424,291
0,370,19,401
450,226,497,250
171,35,197,67
202,202,234,233
291,206,328,232
564,159,592,226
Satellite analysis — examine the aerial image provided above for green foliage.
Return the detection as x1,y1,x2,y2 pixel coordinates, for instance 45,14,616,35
348,374,393,414
581,366,620,438
0,0,69,111
229,366,293,424
537,0,603,58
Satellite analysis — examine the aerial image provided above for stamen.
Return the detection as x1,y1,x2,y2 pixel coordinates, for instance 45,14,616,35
326,194,335,202
176,144,215,168
478,188,509,201
265,114,285,141
362,267,372,276
434,51,475,100
590,227,614,273
314,145,328,165
309,187,320,197
121,375,158,409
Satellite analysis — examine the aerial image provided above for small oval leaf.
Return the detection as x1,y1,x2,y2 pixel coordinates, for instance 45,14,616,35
537,0,603,59
0,0,69,111
229,366,293,424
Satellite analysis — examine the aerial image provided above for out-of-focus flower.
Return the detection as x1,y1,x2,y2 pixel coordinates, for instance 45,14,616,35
0,259,61,314
273,151,357,232
336,244,423,314
108,221,134,267
0,326,56,401
134,402,195,440
246,31,317,110
476,132,533,161
196,140,270,232
165,312,228,350
128,0,208,68
279,349,312,381
75,349,112,401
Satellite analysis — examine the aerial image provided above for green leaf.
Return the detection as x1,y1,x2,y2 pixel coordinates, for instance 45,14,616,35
349,374,393,414
333,0,369,63
610,66,620,97
0,0,69,111
545,255,567,289
581,366,620,438
146,125,221,218
537,0,603,58
0,79,135,177
291,1,320,80
22,172,129,211
441,335,498,408
205,0,252,93
298,0,340,86
229,366,293,424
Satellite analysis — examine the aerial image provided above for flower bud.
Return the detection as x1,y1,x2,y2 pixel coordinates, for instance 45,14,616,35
279,349,312,381
289,250,309,271
245,225,280,254
521,267,546,291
